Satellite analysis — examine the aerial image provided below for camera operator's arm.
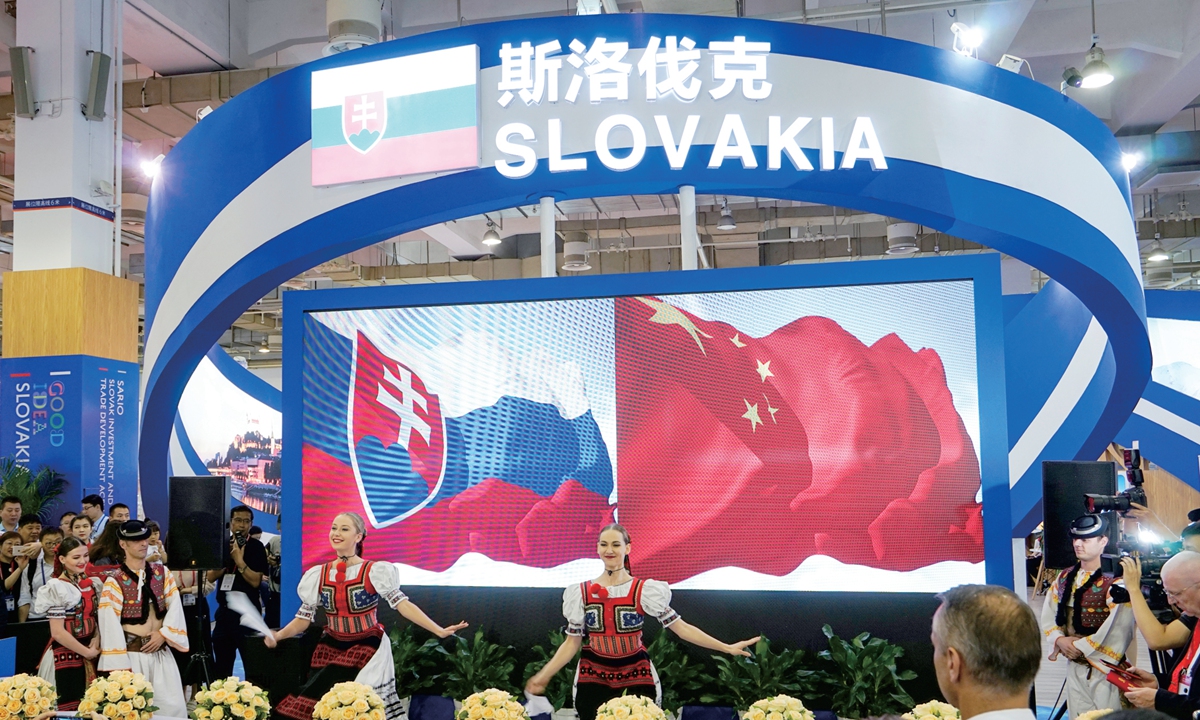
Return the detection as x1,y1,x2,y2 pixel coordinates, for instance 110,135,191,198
1121,557,1193,650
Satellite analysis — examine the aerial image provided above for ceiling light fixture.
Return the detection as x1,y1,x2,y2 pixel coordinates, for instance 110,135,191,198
257,338,270,354
562,232,592,271
1121,152,1143,173
1079,0,1113,88
482,220,501,246
950,22,984,58
141,153,165,178
717,198,736,231
1146,239,1170,263
886,222,920,255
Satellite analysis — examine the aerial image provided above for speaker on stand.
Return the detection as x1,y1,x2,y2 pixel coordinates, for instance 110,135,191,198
1041,461,1119,570
167,475,231,687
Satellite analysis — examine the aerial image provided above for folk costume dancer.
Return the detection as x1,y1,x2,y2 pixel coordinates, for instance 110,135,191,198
266,512,468,720
525,524,760,720
1039,514,1136,719
97,521,190,719
34,537,103,710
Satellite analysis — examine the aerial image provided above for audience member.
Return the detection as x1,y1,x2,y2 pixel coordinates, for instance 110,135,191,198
89,522,124,570
70,515,93,545
109,504,130,523
1124,552,1200,718
146,520,167,564
0,531,27,621
265,515,281,628
18,526,62,621
81,495,107,541
1102,710,1175,720
208,505,269,677
932,584,1041,720
0,497,21,533
58,511,76,537
17,514,42,546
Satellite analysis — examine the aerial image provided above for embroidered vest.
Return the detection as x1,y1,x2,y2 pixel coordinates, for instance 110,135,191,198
1055,567,1117,636
580,579,647,658
65,578,99,639
113,563,168,623
318,561,380,636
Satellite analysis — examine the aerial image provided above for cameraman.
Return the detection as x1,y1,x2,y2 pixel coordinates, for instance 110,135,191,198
1122,552,1200,718
207,505,269,677
1119,555,1192,651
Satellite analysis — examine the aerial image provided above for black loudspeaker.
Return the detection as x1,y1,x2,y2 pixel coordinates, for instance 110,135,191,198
83,51,111,121
1042,461,1119,569
9,47,34,119
167,476,230,569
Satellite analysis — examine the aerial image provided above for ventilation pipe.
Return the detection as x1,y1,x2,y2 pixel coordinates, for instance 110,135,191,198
324,0,383,56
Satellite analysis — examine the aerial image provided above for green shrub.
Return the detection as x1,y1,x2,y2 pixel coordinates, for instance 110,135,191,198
645,630,714,713
390,625,445,697
699,636,818,711
522,629,575,711
436,628,518,700
0,459,65,521
816,624,916,719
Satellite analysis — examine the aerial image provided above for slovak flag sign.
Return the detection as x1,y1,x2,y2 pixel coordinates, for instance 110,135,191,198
350,332,446,526
342,91,387,154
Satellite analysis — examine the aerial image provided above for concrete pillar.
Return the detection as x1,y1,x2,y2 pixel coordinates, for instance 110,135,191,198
540,196,556,277
679,185,700,270
13,0,119,274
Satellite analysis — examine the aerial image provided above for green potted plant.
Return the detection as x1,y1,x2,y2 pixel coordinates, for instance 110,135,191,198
392,624,446,717
697,636,818,720
523,629,575,714
816,625,916,719
645,630,713,717
0,459,65,520
438,629,519,701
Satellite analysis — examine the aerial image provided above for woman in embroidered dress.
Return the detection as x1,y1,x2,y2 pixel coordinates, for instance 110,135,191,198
33,537,103,710
525,524,760,720
265,512,468,720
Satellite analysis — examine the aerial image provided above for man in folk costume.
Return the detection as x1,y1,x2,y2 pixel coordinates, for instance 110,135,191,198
1039,514,1135,719
97,521,190,718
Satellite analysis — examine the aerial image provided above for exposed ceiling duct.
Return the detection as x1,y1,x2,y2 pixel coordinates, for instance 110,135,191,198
325,0,383,56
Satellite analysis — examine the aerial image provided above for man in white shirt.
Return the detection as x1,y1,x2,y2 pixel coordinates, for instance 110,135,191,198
82,494,108,541
17,527,62,621
932,584,1041,720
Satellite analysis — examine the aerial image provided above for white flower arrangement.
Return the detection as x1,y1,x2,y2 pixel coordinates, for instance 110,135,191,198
456,689,530,720
191,677,270,720
595,695,665,720
902,700,961,720
78,670,156,720
743,695,814,720
312,682,385,720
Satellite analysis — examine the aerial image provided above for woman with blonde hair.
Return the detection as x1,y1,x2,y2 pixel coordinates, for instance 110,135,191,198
266,512,468,720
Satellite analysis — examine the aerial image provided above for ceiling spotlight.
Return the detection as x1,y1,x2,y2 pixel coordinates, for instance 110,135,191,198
1080,40,1113,88
1062,67,1084,89
950,22,984,58
717,198,736,231
141,153,165,178
1121,152,1143,172
562,234,592,271
996,54,1027,74
257,338,270,354
1146,239,1170,263
886,222,920,255
482,220,501,247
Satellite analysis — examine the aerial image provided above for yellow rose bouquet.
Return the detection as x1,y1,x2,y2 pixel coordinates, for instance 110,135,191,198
594,695,665,720
77,670,155,720
456,689,529,720
0,673,56,720
743,695,814,720
191,677,270,720
1073,710,1113,720
902,700,961,720
312,682,385,720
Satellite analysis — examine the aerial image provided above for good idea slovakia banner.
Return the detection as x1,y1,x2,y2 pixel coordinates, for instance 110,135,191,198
0,356,138,518
310,35,887,186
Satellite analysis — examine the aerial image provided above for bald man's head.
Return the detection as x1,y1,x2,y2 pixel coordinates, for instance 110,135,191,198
1163,551,1200,616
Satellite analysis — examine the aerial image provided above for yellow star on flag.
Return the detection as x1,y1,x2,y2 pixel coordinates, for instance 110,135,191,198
636,297,713,355
755,359,774,382
763,395,779,424
742,399,762,432
730,334,747,348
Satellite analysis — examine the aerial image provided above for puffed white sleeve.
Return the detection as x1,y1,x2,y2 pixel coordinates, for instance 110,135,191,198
159,568,190,652
295,566,325,622
98,577,130,671
639,580,681,627
33,578,81,618
563,584,585,637
368,562,408,609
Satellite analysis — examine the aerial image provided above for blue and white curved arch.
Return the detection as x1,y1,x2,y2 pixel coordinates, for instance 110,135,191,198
140,14,1149,537
1115,290,1200,489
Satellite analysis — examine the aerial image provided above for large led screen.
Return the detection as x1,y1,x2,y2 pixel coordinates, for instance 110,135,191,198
300,281,985,592
1149,317,1200,402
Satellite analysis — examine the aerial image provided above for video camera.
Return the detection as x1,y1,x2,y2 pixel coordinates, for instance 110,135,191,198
1085,447,1147,515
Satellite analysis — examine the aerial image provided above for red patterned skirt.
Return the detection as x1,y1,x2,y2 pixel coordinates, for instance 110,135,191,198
574,648,659,720
43,634,97,711
275,626,384,720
